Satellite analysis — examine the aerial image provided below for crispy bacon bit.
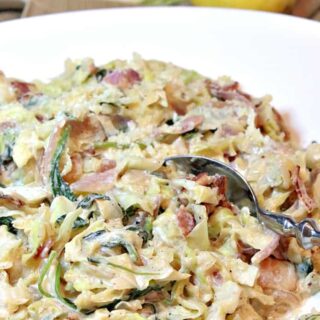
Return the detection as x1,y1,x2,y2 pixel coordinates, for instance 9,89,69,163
193,172,215,186
35,114,45,123
237,240,259,263
164,83,189,115
176,206,195,236
258,258,297,291
71,168,117,193
69,115,106,151
169,115,204,134
11,81,34,98
179,115,203,133
35,239,53,259
110,115,132,132
212,269,224,286
291,166,316,212
0,192,24,209
104,69,141,89
206,80,251,102
98,158,117,172
193,173,232,209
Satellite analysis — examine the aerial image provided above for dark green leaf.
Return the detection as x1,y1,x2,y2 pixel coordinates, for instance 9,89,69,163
83,230,106,241
95,69,107,82
0,183,5,188
0,144,13,168
128,285,162,300
49,126,77,201
77,193,110,209
0,216,17,234
182,129,198,140
102,237,138,262
121,204,140,225
55,214,88,230
127,216,153,244
87,257,100,264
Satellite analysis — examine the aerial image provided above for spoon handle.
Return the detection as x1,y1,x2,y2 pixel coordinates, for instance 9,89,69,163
259,209,320,249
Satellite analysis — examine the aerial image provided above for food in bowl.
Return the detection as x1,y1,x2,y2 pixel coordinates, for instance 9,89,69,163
0,55,319,319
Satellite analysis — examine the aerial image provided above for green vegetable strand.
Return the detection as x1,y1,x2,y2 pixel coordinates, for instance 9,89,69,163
77,193,110,209
102,237,139,262
38,250,57,298
50,126,77,201
0,216,18,234
55,262,77,310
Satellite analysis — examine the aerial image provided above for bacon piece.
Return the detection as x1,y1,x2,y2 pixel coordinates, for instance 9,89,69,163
258,258,297,291
11,81,35,99
193,173,232,209
35,239,53,259
0,192,24,209
212,269,224,286
237,240,259,263
176,206,195,236
164,83,189,115
251,232,280,265
168,115,204,134
98,158,116,172
71,168,117,193
69,115,106,151
291,165,316,212
104,69,141,89
206,80,251,102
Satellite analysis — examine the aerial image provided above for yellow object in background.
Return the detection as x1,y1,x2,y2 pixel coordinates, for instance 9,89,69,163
191,0,296,12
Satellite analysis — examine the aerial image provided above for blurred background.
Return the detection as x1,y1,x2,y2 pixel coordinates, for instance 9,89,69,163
0,0,320,21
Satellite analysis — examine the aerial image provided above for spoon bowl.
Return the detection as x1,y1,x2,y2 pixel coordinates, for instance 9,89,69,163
164,155,320,249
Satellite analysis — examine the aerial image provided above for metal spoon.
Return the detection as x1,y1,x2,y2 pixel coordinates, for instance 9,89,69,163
164,155,320,249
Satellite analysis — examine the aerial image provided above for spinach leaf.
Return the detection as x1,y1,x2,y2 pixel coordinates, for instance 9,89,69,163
95,69,107,82
0,216,17,234
128,285,162,300
49,126,77,201
127,216,153,244
55,215,88,230
83,285,162,314
182,128,198,140
102,237,138,262
77,193,110,209
0,183,6,188
83,229,106,241
121,204,140,225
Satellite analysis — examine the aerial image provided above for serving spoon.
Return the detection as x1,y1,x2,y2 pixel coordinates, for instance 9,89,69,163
164,155,320,249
